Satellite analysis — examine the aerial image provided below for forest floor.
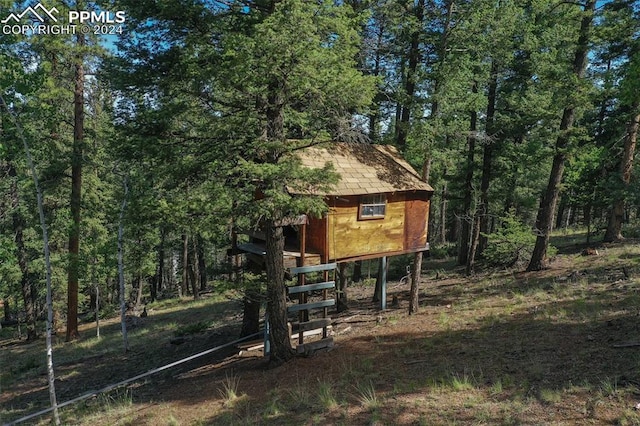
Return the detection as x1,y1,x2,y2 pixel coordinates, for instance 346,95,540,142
3,232,640,425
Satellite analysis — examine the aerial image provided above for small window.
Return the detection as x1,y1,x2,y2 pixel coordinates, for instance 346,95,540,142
359,194,386,219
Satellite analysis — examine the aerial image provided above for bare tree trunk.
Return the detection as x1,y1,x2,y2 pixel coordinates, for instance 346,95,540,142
1,94,60,425
352,260,363,283
118,177,130,353
368,23,384,143
528,0,595,271
409,252,422,314
396,0,425,152
95,284,100,339
189,236,200,299
466,211,481,275
439,177,448,244
555,196,566,230
373,257,384,303
152,228,165,302
240,280,261,337
198,236,207,291
181,233,188,297
478,62,498,255
337,262,349,312
458,82,478,265
134,274,143,306
604,108,639,242
3,299,9,324
585,203,593,244
409,156,431,314
8,163,37,341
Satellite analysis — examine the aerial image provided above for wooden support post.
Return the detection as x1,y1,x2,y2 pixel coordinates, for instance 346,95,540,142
298,223,307,344
263,311,270,356
380,256,387,310
323,266,329,338
322,250,329,339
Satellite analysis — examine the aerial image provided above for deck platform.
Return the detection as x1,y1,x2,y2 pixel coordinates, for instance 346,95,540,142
237,242,322,269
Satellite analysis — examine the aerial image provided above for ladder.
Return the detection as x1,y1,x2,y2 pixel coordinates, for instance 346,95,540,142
287,262,336,355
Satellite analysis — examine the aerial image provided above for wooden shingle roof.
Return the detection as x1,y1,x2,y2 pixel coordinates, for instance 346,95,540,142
294,143,434,196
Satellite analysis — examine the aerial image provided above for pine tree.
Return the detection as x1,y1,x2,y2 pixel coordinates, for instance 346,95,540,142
528,0,597,271
112,0,373,362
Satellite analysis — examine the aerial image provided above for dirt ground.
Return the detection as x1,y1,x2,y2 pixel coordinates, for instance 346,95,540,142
3,239,640,425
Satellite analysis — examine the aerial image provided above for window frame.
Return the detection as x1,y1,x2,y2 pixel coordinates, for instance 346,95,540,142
358,194,387,220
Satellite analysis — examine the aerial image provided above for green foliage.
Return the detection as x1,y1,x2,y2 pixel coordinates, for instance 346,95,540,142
429,243,458,259
482,211,538,268
174,320,211,337
0,0,639,354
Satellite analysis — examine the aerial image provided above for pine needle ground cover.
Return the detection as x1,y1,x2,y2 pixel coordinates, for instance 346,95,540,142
2,233,640,425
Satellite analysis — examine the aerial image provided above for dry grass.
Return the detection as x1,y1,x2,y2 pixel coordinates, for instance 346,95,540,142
2,234,640,425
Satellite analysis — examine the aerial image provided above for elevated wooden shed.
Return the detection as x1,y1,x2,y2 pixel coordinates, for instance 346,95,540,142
297,143,434,263
239,143,433,267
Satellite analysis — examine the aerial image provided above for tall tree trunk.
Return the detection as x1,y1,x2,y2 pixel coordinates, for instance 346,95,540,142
409,156,431,314
470,60,499,270
240,273,261,337
8,163,38,341
352,260,363,283
478,61,499,255
198,235,207,291
585,203,592,244
439,176,448,244
264,77,294,364
1,93,60,424
133,274,143,307
368,23,384,143
3,298,9,324
394,93,403,143
466,211,482,275
458,81,478,265
336,262,349,312
604,107,639,242
153,228,166,301
396,0,425,152
373,257,384,303
527,0,595,271
264,220,293,363
181,233,189,297
555,196,566,230
66,31,85,342
118,177,130,353
190,237,200,299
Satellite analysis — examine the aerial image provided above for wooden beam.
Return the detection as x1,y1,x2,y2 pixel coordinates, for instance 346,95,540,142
331,248,428,264
290,325,332,340
298,222,307,344
287,281,335,295
290,262,337,275
291,318,332,333
296,337,334,356
380,256,387,310
237,242,266,256
287,299,335,313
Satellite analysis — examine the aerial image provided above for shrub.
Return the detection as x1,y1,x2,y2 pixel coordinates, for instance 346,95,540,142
429,243,457,259
174,320,211,337
482,211,543,268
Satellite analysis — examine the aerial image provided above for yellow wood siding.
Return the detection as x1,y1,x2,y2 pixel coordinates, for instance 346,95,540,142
327,194,405,260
